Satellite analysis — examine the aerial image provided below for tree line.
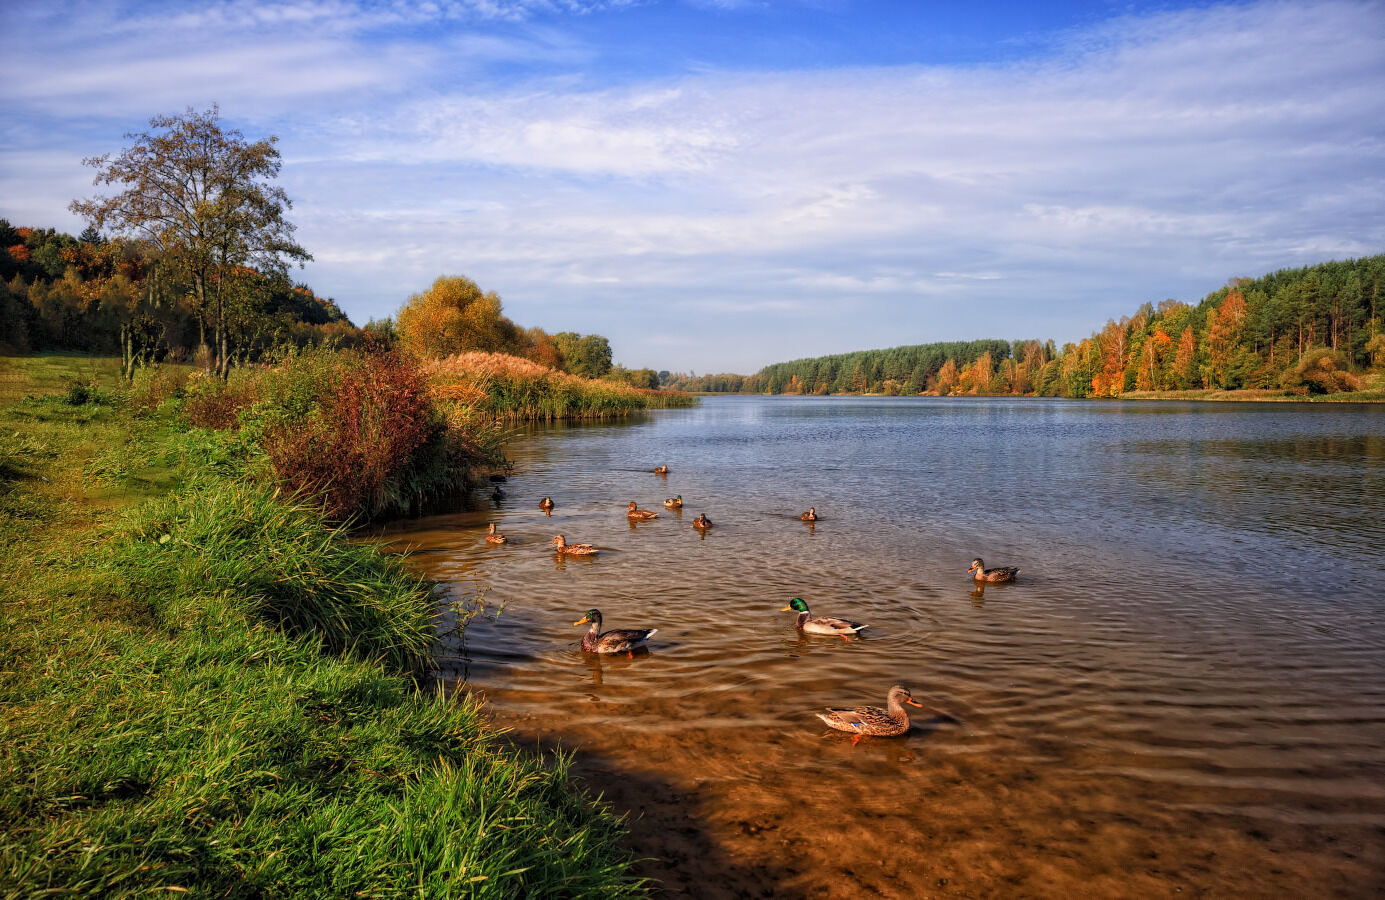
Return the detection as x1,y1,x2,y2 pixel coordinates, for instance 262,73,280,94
672,255,1385,396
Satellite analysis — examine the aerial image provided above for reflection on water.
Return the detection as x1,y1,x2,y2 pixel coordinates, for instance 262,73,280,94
376,397,1385,898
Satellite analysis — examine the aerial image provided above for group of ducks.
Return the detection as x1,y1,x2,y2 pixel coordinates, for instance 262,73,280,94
484,463,1022,744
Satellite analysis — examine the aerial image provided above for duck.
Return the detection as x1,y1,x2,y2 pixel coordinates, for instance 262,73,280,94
490,487,505,501
692,513,712,529
550,534,599,555
800,507,818,521
968,557,1020,583
573,608,657,657
539,496,555,511
663,495,683,509
653,464,669,474
816,684,923,745
484,523,507,544
626,501,659,520
782,597,866,640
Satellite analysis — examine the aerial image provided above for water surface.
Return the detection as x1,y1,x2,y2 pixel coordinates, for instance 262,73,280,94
378,396,1385,898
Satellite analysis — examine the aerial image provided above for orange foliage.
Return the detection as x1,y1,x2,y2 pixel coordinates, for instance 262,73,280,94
7,244,30,262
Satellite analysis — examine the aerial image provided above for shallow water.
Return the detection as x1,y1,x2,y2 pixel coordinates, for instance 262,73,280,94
377,396,1385,897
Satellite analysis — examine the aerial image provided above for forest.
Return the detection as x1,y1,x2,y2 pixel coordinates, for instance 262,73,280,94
669,255,1385,397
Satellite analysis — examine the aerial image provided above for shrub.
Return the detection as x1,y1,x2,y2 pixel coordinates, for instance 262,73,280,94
1281,348,1359,395
182,368,263,428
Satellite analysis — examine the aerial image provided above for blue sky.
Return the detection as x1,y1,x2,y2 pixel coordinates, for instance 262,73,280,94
3,0,1383,372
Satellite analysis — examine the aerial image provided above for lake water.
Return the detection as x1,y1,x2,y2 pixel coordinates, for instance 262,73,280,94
377,396,1385,898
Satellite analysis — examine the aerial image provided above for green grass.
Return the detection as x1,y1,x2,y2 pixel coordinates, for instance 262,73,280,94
0,355,645,898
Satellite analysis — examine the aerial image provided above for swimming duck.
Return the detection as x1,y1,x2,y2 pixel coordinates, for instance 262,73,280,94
490,487,505,502
539,496,555,511
692,513,712,529
574,608,657,657
664,495,683,509
800,507,818,521
627,501,659,520
484,523,507,545
968,557,1020,583
816,684,923,745
653,465,669,474
782,597,866,640
550,534,599,555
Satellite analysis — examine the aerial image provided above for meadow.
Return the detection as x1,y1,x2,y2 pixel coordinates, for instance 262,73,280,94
0,354,645,898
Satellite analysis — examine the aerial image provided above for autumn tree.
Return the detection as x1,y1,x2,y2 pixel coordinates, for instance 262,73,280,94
396,275,521,359
71,105,310,377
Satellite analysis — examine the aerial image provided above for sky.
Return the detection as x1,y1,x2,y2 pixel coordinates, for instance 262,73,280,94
2,0,1383,373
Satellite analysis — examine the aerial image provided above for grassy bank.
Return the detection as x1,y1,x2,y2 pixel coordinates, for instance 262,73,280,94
426,352,696,421
1119,373,1385,402
0,355,644,898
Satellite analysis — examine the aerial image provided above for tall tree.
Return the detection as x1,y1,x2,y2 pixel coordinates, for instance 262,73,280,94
71,105,310,376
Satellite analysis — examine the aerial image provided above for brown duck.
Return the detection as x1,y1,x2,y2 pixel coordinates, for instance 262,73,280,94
627,501,659,520
800,507,818,521
484,523,507,544
816,685,923,745
550,534,599,555
968,557,1020,583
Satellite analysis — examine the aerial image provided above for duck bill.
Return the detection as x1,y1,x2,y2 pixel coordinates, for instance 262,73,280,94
573,617,590,626
905,698,923,707
780,605,793,612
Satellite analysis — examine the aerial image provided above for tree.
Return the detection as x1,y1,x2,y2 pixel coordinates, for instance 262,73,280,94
396,275,519,359
553,332,613,378
71,105,310,377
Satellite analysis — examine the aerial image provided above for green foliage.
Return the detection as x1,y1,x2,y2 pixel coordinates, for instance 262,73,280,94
754,339,1013,395
554,332,614,378
0,358,643,898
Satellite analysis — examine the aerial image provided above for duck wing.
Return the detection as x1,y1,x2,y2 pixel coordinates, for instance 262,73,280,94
594,628,658,653
817,704,903,735
804,615,866,634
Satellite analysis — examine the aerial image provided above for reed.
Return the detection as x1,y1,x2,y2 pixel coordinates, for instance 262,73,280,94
426,352,696,421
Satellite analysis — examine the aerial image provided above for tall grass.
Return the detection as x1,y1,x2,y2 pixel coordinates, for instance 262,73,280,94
0,363,645,898
426,352,696,421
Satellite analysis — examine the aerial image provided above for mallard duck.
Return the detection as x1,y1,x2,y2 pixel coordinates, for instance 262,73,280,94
663,495,683,509
484,522,507,544
574,608,657,657
782,597,866,640
817,684,922,744
653,465,669,474
539,496,555,511
490,487,505,501
550,534,599,555
692,513,712,529
968,557,1019,583
800,507,818,521
626,501,659,520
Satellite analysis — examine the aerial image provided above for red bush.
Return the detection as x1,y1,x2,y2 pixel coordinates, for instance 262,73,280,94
262,351,434,520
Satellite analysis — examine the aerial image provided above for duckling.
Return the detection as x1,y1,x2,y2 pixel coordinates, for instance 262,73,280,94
800,507,818,521
539,496,555,511
550,534,599,555
782,596,866,640
484,522,507,545
692,513,713,529
968,557,1020,583
663,495,683,509
574,608,657,658
626,501,659,520
816,684,923,745
653,464,669,475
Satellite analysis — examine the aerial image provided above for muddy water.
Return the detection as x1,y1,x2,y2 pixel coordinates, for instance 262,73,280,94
376,397,1385,898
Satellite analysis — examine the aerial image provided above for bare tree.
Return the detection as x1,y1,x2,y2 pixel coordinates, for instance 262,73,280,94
71,105,310,376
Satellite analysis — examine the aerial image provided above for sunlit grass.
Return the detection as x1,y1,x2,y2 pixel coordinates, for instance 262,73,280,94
0,355,645,898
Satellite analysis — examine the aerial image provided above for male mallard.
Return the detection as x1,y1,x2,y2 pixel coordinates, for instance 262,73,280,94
484,522,507,544
692,513,712,529
800,507,818,521
968,557,1020,583
782,597,866,640
816,684,923,745
490,487,505,502
653,465,669,474
539,496,555,511
550,534,599,555
627,501,659,520
573,608,657,657
664,495,683,509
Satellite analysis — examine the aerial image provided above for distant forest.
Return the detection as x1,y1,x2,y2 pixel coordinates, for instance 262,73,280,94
663,255,1385,396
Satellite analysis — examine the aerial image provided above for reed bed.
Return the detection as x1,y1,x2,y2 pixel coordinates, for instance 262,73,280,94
426,352,696,421
0,359,645,898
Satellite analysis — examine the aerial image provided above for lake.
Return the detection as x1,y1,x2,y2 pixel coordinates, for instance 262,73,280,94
377,396,1385,898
